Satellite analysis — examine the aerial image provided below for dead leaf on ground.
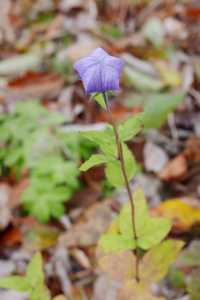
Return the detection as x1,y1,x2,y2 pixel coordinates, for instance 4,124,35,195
152,198,200,231
177,240,200,268
4,72,64,102
0,183,12,230
53,295,67,300
159,154,188,181
99,240,183,285
58,39,100,62
144,142,169,173
99,251,136,282
0,226,22,247
94,275,119,300
95,103,141,123
185,137,200,162
23,224,59,251
59,200,114,247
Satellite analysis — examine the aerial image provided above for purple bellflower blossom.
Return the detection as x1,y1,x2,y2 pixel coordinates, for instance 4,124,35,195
74,47,123,94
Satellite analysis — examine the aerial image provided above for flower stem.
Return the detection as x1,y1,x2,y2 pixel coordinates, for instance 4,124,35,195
102,92,140,282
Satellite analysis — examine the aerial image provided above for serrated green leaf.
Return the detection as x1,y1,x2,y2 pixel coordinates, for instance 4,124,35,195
118,113,144,142
99,234,136,253
137,217,171,250
119,188,172,250
80,154,107,171
143,92,185,128
0,276,29,292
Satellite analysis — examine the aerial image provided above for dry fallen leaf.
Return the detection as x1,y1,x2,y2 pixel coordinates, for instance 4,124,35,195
159,154,188,181
185,136,200,162
99,251,136,282
59,200,114,247
0,184,12,230
5,72,64,102
53,296,67,300
152,198,200,231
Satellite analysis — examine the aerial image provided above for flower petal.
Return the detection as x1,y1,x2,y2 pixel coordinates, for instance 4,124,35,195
102,66,120,91
74,56,96,78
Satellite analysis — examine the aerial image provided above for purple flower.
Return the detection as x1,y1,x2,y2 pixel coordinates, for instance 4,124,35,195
74,47,123,94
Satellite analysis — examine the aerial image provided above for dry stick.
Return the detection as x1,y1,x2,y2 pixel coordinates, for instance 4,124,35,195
102,92,140,282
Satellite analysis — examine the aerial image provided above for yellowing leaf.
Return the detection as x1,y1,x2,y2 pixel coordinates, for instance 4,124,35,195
99,188,171,253
98,239,183,286
153,199,200,230
119,188,171,250
107,217,119,234
24,225,59,251
155,61,181,87
141,239,184,284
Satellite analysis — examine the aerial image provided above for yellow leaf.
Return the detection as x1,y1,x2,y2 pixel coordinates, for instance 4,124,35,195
153,199,200,231
141,239,184,284
155,61,181,87
107,217,119,234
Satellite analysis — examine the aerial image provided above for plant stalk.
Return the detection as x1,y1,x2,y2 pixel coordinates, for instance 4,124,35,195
102,92,140,282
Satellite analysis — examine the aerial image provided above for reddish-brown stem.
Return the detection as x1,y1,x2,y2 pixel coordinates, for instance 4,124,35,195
102,92,140,282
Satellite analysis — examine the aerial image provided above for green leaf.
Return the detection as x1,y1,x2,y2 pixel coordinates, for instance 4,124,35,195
30,282,51,300
99,234,136,253
137,217,171,250
80,154,107,171
0,276,29,292
81,128,116,157
27,252,44,286
105,144,139,188
119,188,172,250
143,92,185,128
141,239,184,284
118,113,144,142
119,188,149,237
